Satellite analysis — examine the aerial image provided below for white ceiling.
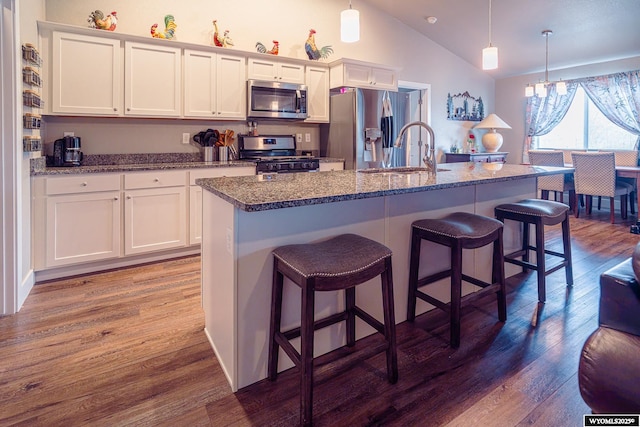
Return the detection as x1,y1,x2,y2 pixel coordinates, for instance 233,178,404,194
359,0,640,79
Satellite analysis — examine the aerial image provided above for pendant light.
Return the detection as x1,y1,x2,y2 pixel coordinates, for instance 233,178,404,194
482,0,498,70
341,0,360,43
525,30,567,97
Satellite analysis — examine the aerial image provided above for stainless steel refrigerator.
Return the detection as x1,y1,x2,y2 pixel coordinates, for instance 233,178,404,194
320,87,426,170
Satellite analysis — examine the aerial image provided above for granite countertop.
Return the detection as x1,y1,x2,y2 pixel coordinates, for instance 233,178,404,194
30,153,344,176
196,163,573,212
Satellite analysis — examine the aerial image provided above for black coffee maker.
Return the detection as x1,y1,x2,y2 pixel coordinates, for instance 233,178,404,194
46,136,83,167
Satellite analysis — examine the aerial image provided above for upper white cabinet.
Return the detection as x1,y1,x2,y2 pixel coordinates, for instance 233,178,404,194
51,32,122,115
247,58,305,84
184,50,245,119
329,59,398,91
124,42,182,117
305,66,330,123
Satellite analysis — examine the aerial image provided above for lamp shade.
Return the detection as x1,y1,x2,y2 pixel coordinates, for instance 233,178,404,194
341,7,360,43
474,113,511,130
474,113,511,153
482,46,498,70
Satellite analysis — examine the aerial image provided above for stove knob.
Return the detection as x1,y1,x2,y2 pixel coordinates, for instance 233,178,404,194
276,164,283,170
289,163,296,170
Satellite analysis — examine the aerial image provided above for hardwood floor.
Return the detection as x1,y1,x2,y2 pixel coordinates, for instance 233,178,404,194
1,210,638,426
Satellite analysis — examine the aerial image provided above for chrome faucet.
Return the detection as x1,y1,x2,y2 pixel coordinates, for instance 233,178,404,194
393,121,437,174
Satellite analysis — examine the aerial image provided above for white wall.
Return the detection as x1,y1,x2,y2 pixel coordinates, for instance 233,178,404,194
41,0,494,156
496,56,640,164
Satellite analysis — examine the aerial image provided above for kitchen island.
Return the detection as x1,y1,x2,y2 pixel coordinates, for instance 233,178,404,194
197,163,572,391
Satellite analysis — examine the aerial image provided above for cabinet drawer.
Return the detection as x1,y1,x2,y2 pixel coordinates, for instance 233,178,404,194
189,166,255,185
46,174,120,195
125,170,186,189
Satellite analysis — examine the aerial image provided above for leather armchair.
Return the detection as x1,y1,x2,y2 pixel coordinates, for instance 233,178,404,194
578,244,640,413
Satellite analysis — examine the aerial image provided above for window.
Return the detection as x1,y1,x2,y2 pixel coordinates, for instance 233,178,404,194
537,86,637,150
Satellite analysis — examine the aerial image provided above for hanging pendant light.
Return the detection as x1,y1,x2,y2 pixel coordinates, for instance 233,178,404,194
525,29,566,97
341,0,360,43
482,0,498,70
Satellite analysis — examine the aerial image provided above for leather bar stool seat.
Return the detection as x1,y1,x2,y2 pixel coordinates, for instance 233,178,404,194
494,198,573,303
268,233,398,426
407,212,507,348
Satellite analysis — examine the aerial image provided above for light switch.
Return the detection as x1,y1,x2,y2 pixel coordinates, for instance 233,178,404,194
296,133,302,143
305,133,311,143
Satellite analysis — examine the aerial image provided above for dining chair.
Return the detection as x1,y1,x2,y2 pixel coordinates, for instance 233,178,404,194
571,152,630,223
528,150,575,212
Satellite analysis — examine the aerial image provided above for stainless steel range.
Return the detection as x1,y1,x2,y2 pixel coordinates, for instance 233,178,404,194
238,134,320,174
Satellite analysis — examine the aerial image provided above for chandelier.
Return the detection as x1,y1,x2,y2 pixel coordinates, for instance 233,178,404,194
525,30,566,98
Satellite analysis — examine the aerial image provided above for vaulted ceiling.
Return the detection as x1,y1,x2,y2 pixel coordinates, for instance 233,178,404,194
360,0,640,79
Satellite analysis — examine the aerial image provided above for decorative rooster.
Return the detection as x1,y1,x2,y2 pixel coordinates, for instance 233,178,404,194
150,15,177,40
87,10,118,31
256,40,279,55
212,20,234,47
305,29,333,61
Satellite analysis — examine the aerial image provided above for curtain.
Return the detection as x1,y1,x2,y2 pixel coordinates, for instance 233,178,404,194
580,70,640,148
522,82,578,163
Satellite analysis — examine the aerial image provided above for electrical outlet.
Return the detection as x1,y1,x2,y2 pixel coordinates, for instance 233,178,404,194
63,131,74,137
296,133,302,143
182,133,190,144
305,133,311,143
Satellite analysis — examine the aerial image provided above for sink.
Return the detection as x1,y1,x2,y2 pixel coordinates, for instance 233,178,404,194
358,166,450,174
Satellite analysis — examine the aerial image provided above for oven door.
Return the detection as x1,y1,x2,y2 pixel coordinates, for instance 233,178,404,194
247,80,308,120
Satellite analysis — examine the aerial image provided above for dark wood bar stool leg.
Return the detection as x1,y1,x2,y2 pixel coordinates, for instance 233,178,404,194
300,283,315,427
407,229,422,322
534,217,546,303
450,241,463,349
562,211,574,287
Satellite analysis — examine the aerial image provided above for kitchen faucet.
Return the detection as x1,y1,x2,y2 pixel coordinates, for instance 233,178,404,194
393,121,437,174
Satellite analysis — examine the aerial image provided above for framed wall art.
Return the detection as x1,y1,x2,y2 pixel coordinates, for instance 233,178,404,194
446,91,484,121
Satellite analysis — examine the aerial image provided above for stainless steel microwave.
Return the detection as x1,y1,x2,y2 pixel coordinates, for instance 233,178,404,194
247,79,308,120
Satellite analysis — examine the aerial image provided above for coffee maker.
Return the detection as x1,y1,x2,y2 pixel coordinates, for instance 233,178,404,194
46,136,83,167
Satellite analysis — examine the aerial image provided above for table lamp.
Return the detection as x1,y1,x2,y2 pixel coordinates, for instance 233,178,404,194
474,114,511,152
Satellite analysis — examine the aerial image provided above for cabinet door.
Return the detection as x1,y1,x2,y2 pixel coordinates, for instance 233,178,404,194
216,54,246,119
278,63,305,84
124,42,181,117
247,58,279,81
124,186,187,255
370,67,397,90
189,185,203,245
45,191,121,267
184,49,217,118
51,32,122,115
343,63,372,87
305,66,329,123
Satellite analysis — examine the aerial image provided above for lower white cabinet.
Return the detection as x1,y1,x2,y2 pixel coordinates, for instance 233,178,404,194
34,174,122,268
123,170,187,255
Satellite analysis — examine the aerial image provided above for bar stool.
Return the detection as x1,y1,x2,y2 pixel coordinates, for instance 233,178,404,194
494,199,573,303
407,212,507,349
268,233,398,426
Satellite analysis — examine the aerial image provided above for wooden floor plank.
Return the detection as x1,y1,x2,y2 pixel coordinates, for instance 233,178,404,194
0,212,636,426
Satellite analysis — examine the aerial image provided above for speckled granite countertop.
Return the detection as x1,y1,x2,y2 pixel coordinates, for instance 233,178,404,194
30,153,344,176
196,163,573,212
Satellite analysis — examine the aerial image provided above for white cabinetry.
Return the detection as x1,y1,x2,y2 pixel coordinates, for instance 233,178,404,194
51,32,122,115
305,66,330,123
184,50,246,119
188,166,255,245
329,59,397,91
123,170,187,255
247,58,305,84
318,161,344,172
124,42,182,117
36,174,121,268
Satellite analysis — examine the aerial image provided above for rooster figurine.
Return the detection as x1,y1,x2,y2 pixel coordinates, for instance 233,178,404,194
87,10,118,31
256,40,279,55
150,15,177,40
305,29,333,61
212,20,234,47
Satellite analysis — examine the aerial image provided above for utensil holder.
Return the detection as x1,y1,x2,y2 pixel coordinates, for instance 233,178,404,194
203,146,214,162
218,146,229,162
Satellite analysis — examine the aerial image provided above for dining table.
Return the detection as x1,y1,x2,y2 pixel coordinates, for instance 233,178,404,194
615,166,640,214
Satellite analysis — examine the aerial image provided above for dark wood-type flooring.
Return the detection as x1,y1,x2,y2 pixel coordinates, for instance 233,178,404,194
1,209,638,426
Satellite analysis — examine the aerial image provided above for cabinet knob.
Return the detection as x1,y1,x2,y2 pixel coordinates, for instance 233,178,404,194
126,195,132,199
81,182,88,186
114,197,119,201
127,108,131,111
154,178,160,182
114,108,117,112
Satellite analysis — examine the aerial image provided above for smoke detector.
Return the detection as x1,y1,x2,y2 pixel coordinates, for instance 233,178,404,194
426,16,437,24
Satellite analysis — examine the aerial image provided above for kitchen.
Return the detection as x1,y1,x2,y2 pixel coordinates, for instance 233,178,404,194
2,0,640,425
